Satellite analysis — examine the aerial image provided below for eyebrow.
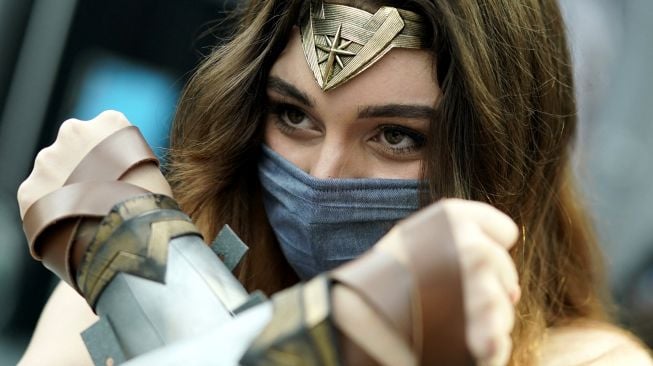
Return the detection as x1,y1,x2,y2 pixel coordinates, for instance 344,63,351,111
267,76,436,120
358,104,436,119
267,76,314,107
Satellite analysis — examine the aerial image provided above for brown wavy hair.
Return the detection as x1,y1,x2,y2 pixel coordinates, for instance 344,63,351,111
167,0,610,364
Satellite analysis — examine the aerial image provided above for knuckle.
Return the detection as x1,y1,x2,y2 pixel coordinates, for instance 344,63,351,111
472,280,509,314
18,190,32,206
468,325,500,361
57,118,82,136
97,110,131,126
483,317,508,346
504,257,520,283
480,296,502,316
32,148,59,178
16,181,27,200
470,255,491,274
492,336,513,366
100,109,125,119
463,277,499,311
60,117,80,126
467,314,513,365
466,324,488,359
489,244,517,273
457,223,485,245
461,244,491,271
439,198,461,212
17,183,35,213
34,147,51,162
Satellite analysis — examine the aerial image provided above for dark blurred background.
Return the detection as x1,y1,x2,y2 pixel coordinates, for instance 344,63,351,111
0,0,652,364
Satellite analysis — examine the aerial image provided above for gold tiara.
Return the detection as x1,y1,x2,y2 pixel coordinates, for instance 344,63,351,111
300,1,428,91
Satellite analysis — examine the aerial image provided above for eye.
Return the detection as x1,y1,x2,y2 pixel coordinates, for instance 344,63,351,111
269,102,318,134
383,129,411,146
371,125,426,157
284,107,309,126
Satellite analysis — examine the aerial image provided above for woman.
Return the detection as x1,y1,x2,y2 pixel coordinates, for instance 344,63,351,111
17,0,652,365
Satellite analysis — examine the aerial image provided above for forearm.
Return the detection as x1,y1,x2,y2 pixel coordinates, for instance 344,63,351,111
86,198,471,365
19,282,97,366
25,182,471,365
241,226,473,365
333,284,408,366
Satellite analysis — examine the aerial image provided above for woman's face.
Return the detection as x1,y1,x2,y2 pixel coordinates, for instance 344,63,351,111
264,27,441,179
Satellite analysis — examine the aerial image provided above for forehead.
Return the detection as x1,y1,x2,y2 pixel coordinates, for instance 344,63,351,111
269,27,440,108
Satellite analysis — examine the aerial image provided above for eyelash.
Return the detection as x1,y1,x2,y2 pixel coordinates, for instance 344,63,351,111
374,124,427,155
267,101,427,156
268,102,308,134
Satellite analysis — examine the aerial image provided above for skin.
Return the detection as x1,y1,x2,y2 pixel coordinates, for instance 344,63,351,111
16,110,172,366
17,110,172,219
268,28,653,363
266,28,520,365
16,29,652,366
264,28,436,179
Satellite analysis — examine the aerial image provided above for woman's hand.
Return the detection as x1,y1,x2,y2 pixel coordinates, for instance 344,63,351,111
376,198,520,366
17,110,172,219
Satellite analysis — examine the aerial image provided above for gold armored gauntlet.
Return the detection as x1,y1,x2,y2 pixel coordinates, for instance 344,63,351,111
77,194,200,308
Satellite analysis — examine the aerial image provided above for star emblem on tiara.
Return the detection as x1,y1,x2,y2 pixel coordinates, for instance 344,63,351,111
315,24,356,83
301,1,426,91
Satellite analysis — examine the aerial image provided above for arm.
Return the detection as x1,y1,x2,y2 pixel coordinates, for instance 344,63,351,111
19,282,97,366
18,112,519,365
17,111,172,364
239,200,519,366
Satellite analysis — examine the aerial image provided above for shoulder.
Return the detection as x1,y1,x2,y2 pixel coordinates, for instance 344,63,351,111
540,319,653,366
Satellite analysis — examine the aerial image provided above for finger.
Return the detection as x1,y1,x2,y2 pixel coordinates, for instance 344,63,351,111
488,244,521,304
476,232,521,304
443,199,519,249
17,180,32,219
464,267,515,334
18,148,59,218
59,112,132,171
465,272,515,362
457,225,520,302
56,118,81,139
91,110,132,128
479,335,512,366
18,111,133,220
17,173,61,219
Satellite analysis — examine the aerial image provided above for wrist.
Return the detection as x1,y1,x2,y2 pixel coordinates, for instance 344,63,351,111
120,163,173,198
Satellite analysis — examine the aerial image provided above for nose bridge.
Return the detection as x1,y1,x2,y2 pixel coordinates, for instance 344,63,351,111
309,137,356,179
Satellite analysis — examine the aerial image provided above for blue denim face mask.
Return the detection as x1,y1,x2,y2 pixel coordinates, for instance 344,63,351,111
258,145,421,280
